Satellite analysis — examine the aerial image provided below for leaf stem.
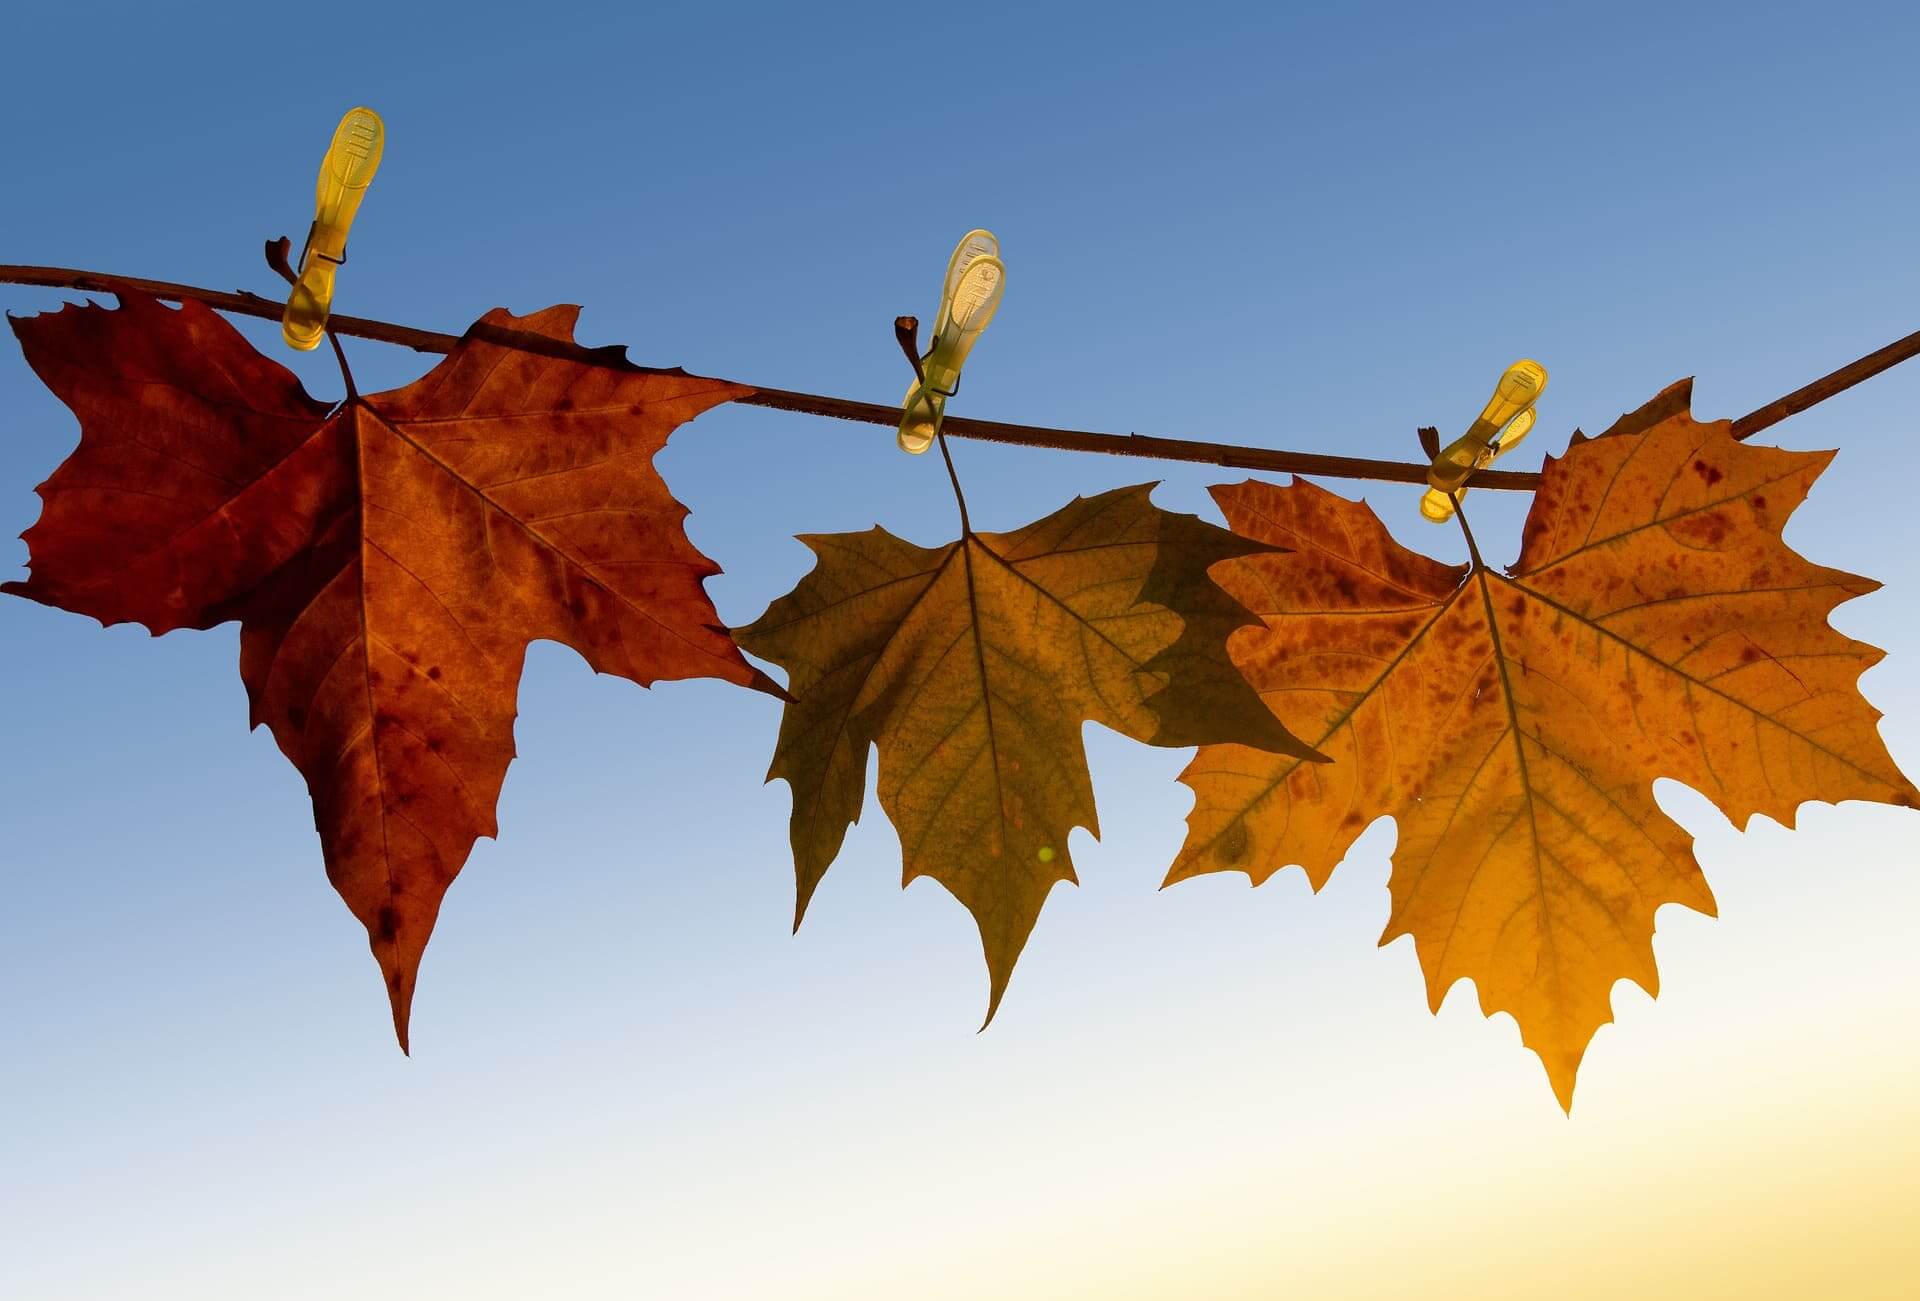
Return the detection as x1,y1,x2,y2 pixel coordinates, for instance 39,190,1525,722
326,329,359,402
936,429,973,536
260,237,357,401
5,262,1916,493
1452,493,1487,572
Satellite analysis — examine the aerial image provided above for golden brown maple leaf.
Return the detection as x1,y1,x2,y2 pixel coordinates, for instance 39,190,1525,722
1171,381,1917,1108
6,292,774,1046
735,484,1326,1017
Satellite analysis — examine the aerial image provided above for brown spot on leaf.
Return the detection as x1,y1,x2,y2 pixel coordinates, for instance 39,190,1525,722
1670,511,1730,547
1218,821,1249,865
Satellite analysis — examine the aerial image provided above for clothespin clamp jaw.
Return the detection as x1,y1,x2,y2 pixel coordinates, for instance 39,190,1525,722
282,107,385,352
898,229,1005,454
1419,358,1547,522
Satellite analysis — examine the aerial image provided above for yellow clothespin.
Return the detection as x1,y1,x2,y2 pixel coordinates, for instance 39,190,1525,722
282,107,385,351
898,229,1005,453
1419,359,1547,522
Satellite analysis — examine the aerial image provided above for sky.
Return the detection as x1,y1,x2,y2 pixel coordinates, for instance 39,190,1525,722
2,2,1917,1297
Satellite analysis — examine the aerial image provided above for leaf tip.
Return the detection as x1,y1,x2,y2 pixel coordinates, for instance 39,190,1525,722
1531,1035,1588,1114
977,940,1022,1032
748,664,793,703
382,958,416,1056
978,984,1006,1034
1548,1066,1577,1115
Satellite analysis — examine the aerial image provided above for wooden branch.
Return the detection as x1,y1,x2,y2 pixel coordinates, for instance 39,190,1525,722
1731,323,1920,439
5,263,1917,495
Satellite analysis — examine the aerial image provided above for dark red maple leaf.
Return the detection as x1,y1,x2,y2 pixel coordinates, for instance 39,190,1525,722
7,292,774,1045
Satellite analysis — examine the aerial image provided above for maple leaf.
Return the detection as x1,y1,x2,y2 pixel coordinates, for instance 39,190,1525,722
6,292,774,1046
734,483,1324,1017
1170,381,1918,1109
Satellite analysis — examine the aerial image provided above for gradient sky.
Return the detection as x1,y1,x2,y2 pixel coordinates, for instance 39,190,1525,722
4,3,1918,1298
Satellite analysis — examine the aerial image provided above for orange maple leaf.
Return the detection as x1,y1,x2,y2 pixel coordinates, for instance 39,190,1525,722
1172,381,1918,1108
7,292,774,1046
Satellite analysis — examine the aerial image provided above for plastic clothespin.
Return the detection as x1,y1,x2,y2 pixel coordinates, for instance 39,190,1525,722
282,107,385,351
898,229,1005,453
1419,359,1548,522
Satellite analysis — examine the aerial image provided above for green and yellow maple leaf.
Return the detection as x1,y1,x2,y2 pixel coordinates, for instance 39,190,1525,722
738,483,1324,1015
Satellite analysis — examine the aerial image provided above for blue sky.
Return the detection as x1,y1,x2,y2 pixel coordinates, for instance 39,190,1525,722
3,3,1918,1297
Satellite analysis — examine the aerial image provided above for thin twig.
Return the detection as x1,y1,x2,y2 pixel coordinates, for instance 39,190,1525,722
1731,326,1920,439
5,263,1918,493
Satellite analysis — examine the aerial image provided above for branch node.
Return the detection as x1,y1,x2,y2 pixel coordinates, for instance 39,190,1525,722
265,236,297,287
894,315,926,385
